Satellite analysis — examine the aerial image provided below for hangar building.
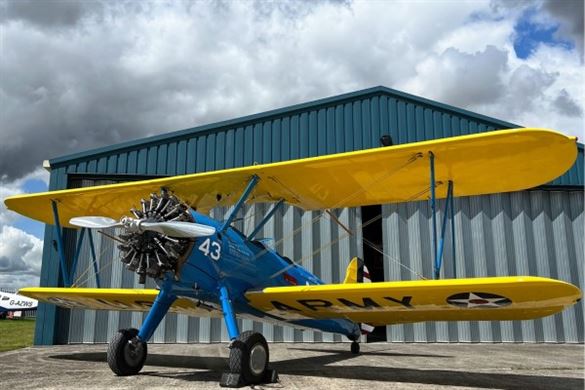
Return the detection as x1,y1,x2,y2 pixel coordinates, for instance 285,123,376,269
35,86,584,345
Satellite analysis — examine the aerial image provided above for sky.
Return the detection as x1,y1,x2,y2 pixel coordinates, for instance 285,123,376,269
0,0,583,291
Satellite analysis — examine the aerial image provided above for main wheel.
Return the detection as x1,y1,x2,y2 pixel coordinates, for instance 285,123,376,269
229,331,269,384
351,341,360,354
107,328,147,376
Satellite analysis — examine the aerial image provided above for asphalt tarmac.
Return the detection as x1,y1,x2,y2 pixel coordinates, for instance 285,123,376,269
0,343,582,389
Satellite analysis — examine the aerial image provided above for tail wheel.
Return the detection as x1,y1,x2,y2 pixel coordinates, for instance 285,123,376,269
107,328,147,376
229,331,269,383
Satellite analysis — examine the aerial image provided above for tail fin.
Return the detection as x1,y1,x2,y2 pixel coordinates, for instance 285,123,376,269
343,257,374,335
343,257,371,284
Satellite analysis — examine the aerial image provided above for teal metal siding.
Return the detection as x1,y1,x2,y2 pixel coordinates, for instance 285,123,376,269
549,145,584,187
37,86,584,345
49,87,583,186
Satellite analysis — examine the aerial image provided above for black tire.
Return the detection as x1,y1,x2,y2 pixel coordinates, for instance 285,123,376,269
107,328,147,376
229,331,269,383
351,341,360,355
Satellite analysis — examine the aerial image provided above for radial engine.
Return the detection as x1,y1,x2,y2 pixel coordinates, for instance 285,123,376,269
117,189,194,283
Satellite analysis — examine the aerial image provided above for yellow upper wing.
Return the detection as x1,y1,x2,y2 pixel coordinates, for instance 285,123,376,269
5,128,577,227
245,276,581,325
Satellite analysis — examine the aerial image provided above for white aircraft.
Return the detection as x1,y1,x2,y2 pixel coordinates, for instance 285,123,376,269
0,291,38,318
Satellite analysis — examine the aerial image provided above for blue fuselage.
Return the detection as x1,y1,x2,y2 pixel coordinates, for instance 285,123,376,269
165,211,360,338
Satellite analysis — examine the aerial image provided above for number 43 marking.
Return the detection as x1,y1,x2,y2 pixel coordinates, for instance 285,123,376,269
198,238,221,261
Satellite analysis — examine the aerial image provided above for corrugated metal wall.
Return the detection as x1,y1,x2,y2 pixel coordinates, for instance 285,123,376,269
382,190,583,342
35,86,584,345
61,95,507,175
65,188,584,344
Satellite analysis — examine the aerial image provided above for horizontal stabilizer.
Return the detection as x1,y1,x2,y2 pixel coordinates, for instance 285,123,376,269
245,276,581,325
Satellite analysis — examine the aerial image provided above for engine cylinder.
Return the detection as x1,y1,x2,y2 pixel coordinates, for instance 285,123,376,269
117,189,193,283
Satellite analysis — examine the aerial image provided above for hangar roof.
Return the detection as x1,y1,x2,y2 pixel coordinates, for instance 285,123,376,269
48,86,583,187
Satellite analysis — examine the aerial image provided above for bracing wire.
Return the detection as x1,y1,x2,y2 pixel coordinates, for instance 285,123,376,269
71,228,118,287
223,153,424,279
264,153,434,281
267,153,424,253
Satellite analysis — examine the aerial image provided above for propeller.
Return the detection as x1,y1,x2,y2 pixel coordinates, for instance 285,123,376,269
69,216,120,229
69,216,215,238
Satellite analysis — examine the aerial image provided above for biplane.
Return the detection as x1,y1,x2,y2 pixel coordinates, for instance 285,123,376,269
5,128,582,387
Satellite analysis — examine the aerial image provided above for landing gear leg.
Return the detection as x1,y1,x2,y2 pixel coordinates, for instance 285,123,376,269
107,276,176,376
347,328,361,355
218,286,278,388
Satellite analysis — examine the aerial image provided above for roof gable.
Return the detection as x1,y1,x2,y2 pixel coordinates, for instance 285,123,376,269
47,86,582,187
50,86,523,165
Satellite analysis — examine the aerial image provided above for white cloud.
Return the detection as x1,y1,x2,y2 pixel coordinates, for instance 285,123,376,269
434,17,515,54
0,168,49,225
0,225,43,290
397,2,583,138
401,45,510,108
0,169,47,290
509,44,584,137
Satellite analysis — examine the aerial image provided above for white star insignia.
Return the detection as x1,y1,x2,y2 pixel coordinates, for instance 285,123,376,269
449,292,508,308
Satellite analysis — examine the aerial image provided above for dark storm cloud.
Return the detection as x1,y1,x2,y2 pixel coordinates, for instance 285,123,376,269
1,0,103,28
543,0,584,53
494,0,584,54
0,2,251,179
0,1,582,181
0,1,345,180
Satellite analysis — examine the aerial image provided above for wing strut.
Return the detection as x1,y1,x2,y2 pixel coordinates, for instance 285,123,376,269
429,153,456,279
69,226,86,285
87,230,101,288
50,200,102,288
248,199,284,240
435,180,455,279
68,228,102,288
51,200,71,287
221,175,260,233
429,152,438,277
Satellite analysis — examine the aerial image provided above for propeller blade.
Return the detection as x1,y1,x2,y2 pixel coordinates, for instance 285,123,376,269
70,216,215,238
69,216,122,229
140,221,216,238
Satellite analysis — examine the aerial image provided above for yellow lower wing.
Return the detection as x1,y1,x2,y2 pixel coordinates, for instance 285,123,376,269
20,277,582,326
18,287,222,318
245,277,581,325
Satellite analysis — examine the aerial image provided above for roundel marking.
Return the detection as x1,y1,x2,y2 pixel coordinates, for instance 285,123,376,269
446,292,512,308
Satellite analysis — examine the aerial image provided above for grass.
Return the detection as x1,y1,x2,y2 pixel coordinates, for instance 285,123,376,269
0,318,36,352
